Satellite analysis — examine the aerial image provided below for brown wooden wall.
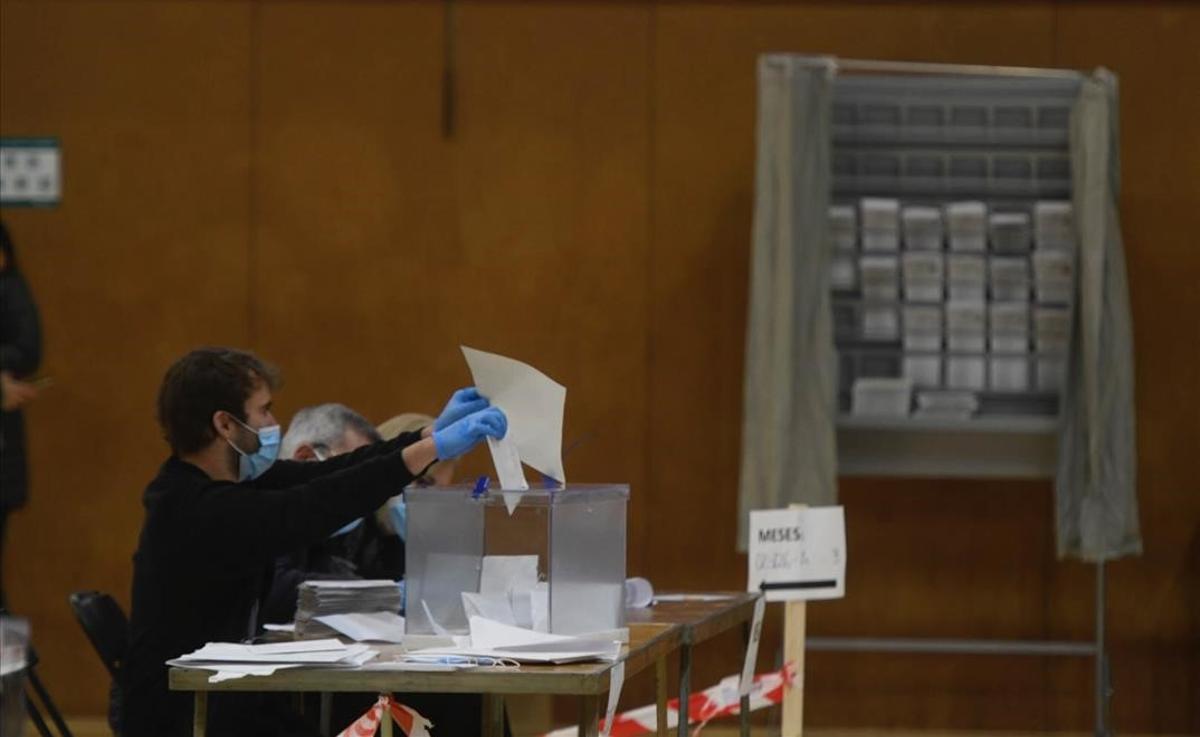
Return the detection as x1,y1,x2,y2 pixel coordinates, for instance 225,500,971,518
1,1,1197,732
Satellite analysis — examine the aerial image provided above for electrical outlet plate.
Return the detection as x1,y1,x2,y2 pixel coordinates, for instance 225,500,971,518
0,138,61,207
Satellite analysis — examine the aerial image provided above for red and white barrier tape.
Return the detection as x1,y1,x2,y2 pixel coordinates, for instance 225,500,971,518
337,694,434,737
542,663,796,737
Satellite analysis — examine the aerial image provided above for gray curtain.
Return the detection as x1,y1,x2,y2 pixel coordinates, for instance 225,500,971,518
1056,69,1142,561
737,56,838,550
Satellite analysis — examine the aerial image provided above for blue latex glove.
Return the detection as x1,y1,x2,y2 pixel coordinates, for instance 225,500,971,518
434,387,490,431
433,406,507,460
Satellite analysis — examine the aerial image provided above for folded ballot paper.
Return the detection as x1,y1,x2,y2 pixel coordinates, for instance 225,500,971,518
295,579,403,639
168,639,378,683
461,346,566,492
457,554,550,631
407,616,621,665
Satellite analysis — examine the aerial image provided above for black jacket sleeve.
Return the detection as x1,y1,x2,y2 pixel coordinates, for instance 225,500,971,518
176,445,420,573
0,223,42,376
253,430,424,488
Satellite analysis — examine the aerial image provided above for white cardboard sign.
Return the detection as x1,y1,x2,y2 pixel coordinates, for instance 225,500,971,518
747,506,845,602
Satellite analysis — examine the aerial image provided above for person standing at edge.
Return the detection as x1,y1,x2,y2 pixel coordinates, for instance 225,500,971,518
121,347,505,737
0,220,43,611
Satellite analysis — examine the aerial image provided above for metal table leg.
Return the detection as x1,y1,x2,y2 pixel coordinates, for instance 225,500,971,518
578,694,601,737
484,694,506,737
740,619,752,737
676,638,692,737
1094,560,1111,737
320,692,333,736
193,691,208,737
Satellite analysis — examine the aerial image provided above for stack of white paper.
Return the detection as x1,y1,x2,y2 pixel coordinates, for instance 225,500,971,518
168,638,378,683
295,579,402,639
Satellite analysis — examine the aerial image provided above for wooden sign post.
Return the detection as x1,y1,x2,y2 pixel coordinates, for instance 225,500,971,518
782,595,807,736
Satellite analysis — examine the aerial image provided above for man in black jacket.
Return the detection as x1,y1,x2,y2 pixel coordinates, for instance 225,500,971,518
121,347,504,737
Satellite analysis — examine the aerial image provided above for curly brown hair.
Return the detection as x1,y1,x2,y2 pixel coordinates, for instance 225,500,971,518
156,347,281,455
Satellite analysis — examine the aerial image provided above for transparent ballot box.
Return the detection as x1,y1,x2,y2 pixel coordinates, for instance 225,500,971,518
404,484,629,637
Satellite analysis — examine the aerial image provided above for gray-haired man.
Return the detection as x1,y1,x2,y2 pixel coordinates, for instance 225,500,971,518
279,402,383,462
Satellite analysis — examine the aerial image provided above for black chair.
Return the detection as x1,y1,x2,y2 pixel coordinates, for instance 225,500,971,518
23,646,75,737
67,590,128,735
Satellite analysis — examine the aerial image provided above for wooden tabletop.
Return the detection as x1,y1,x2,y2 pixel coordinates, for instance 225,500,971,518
169,622,683,697
625,592,761,644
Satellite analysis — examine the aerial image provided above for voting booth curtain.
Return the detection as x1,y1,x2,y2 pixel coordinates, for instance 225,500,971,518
1057,69,1141,561
737,56,838,551
738,58,1141,561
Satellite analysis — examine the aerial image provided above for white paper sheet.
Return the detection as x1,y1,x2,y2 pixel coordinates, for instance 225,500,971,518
531,583,550,632
738,595,765,697
486,639,622,661
406,616,621,664
488,436,529,491
468,616,577,649
175,640,373,665
300,579,400,589
480,555,540,596
200,664,300,683
182,638,345,657
462,592,518,626
178,655,378,674
462,346,567,485
470,617,621,661
502,491,524,515
175,652,357,672
652,593,735,603
341,648,381,667
511,590,534,629
314,612,406,643
168,637,380,683
602,661,626,737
